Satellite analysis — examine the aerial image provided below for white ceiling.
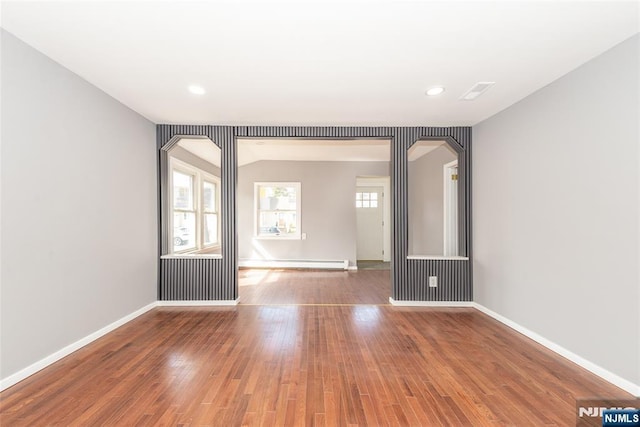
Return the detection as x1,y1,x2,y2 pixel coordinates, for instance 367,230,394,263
180,137,445,165
408,140,448,162
1,1,638,126
238,138,392,166
177,138,221,167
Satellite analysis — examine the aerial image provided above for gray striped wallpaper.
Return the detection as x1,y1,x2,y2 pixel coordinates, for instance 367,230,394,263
160,257,235,300
157,125,472,302
157,125,237,301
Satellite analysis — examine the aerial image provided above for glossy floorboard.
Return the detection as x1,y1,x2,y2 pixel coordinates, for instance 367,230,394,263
239,269,391,305
0,304,632,426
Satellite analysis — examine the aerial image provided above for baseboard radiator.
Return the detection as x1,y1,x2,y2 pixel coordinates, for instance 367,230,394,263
239,259,349,270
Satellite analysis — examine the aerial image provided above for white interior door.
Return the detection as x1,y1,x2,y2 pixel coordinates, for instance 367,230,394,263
356,186,384,261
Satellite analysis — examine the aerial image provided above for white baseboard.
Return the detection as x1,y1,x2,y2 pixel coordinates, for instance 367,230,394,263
239,259,348,270
157,299,239,307
347,266,358,271
472,303,640,397
6,297,635,397
0,301,157,392
389,297,474,307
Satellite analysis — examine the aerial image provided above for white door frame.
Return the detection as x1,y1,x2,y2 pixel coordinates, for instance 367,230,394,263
356,176,391,262
443,160,458,256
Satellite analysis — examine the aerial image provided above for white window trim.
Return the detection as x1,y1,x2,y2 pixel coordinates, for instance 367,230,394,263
201,175,221,249
254,182,302,240
170,162,197,254
170,158,221,254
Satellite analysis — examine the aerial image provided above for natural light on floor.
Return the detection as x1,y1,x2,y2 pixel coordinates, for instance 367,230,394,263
239,269,281,287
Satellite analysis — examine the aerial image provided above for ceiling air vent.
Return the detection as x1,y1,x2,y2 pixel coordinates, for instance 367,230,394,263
459,82,495,101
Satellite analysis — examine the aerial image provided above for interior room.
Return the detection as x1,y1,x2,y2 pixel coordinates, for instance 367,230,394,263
236,138,392,304
1,1,638,425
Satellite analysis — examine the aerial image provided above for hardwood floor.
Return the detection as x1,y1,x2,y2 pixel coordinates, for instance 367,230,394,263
239,269,390,305
0,271,634,425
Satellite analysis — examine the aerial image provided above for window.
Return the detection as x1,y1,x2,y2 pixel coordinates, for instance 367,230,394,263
171,159,221,253
356,192,378,208
255,182,301,239
203,180,218,246
172,170,197,251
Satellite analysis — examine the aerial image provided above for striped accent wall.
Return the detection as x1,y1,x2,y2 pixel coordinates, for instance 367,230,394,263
160,257,235,300
404,259,471,301
157,125,237,301
157,125,472,302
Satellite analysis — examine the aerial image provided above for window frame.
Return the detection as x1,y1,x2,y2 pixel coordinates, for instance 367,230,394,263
254,182,302,240
170,157,221,254
202,179,220,247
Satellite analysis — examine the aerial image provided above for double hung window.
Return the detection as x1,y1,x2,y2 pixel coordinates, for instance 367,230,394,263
255,182,301,239
171,159,220,253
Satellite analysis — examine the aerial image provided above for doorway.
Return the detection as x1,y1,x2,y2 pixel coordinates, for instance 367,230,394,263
236,139,392,304
356,176,390,270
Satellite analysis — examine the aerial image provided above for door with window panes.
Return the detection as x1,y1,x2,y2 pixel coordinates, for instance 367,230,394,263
356,186,384,260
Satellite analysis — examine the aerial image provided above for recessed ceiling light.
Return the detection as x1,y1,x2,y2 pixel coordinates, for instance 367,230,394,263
426,87,445,96
188,85,206,95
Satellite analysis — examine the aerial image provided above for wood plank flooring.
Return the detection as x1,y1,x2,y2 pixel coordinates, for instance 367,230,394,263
0,270,634,426
239,269,390,305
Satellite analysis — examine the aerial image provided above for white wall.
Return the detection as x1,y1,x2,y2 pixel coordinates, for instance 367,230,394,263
238,160,389,266
473,34,639,388
408,145,457,256
0,31,157,380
